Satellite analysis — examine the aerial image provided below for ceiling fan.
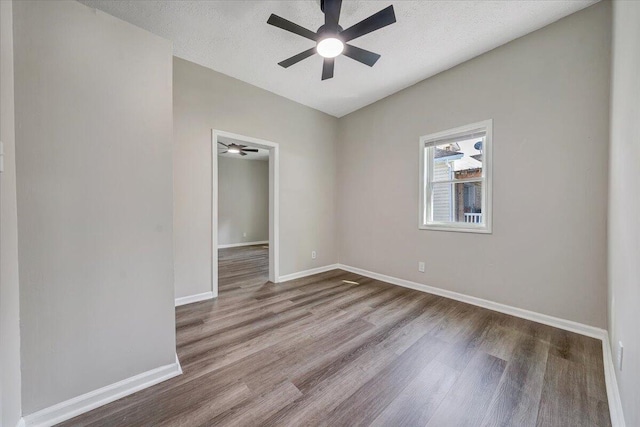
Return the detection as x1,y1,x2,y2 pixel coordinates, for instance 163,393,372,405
267,0,396,80
218,142,259,156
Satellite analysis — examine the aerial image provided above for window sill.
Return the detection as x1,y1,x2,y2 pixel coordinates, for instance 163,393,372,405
419,223,492,234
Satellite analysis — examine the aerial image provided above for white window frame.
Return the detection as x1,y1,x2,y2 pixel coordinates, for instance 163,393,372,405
419,119,493,234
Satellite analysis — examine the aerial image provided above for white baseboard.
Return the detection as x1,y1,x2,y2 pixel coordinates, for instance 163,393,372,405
218,241,268,249
278,264,340,283
175,291,215,307
23,354,182,427
337,264,605,339
602,332,626,426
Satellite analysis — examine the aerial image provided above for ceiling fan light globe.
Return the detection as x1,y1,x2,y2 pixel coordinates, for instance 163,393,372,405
317,37,344,58
228,148,240,154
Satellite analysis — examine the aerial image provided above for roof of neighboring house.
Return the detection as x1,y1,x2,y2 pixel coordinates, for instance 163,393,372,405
435,148,463,159
471,154,483,162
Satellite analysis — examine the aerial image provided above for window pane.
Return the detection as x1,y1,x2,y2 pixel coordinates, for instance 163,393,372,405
432,137,484,182
430,181,483,224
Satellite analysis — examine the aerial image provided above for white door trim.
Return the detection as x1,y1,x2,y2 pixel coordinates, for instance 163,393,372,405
211,130,280,294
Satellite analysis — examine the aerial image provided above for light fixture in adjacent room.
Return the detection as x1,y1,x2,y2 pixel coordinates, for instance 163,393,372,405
218,142,258,156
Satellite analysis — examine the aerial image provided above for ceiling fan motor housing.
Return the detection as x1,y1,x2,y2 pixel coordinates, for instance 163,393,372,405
317,24,343,37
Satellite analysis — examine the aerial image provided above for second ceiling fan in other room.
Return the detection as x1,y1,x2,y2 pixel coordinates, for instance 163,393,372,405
267,0,396,80
218,142,259,156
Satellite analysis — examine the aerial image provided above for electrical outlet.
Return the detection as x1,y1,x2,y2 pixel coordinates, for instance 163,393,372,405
617,341,624,371
418,262,425,273
311,251,317,260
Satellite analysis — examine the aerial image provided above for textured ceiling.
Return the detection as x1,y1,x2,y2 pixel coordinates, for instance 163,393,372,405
79,0,598,117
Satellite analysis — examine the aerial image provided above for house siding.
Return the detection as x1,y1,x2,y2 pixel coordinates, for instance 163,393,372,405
432,161,454,222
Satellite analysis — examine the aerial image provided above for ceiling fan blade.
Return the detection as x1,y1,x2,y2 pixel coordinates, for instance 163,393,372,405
243,148,259,152
322,58,335,80
267,14,317,41
219,150,228,154
278,47,316,68
340,5,396,42
240,151,248,156
343,44,381,67
217,142,228,147
324,0,343,29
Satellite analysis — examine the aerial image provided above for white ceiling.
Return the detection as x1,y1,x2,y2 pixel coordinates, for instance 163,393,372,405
218,136,269,161
79,0,598,117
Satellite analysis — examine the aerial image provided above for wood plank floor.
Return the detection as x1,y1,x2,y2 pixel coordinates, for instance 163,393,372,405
60,245,611,426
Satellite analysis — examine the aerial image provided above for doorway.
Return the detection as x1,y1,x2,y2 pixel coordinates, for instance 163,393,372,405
211,130,279,297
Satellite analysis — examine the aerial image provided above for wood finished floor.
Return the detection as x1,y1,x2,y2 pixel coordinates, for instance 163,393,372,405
61,245,611,426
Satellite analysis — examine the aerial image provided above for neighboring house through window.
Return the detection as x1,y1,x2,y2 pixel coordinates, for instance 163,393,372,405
419,120,492,233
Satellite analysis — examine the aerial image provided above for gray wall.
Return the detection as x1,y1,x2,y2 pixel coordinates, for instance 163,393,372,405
608,0,640,425
13,0,175,414
337,2,610,328
174,57,338,298
218,157,269,246
1,1,22,425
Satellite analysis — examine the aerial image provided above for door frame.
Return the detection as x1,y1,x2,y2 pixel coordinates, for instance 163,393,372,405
211,130,280,296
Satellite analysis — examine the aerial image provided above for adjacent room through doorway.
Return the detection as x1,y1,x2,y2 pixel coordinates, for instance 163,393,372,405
212,131,280,296
217,136,269,289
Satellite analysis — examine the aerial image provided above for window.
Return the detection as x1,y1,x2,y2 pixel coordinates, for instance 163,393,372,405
419,120,492,233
